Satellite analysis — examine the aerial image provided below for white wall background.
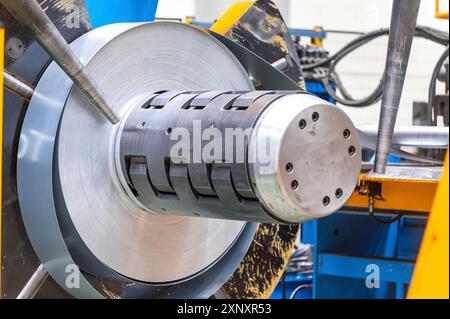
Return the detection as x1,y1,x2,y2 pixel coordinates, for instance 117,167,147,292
156,0,449,126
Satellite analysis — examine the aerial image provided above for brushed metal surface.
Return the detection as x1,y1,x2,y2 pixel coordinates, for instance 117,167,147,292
249,94,362,223
367,165,443,182
57,22,253,283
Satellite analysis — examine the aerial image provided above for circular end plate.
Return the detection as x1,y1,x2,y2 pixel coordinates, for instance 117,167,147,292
250,94,361,223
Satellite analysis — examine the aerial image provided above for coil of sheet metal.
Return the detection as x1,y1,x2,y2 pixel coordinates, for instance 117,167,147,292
18,21,259,298
18,20,364,298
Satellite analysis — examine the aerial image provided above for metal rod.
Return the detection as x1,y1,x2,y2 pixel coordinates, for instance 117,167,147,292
340,208,429,220
0,0,119,124
360,125,449,149
3,71,34,101
271,57,288,71
374,0,421,173
16,264,49,299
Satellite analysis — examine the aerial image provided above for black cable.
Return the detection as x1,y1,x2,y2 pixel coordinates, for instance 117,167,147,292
305,28,388,107
427,46,449,125
321,76,383,107
303,28,390,71
302,26,449,107
415,26,450,46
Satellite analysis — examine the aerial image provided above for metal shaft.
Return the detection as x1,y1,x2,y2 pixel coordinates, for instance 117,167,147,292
3,70,34,101
360,125,449,149
374,0,421,173
16,264,48,299
271,57,288,71
0,0,119,124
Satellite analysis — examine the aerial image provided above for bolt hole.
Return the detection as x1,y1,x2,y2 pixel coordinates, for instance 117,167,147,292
299,119,307,129
348,145,356,156
333,228,339,236
343,129,351,140
166,127,172,135
323,196,330,206
335,188,343,199
312,112,320,122
290,180,299,191
285,162,294,173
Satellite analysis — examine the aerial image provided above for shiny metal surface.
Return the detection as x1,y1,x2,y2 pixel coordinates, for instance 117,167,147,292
3,70,34,101
358,130,443,165
116,91,278,223
271,57,288,71
57,22,253,283
367,165,443,182
360,125,449,149
119,91,338,224
249,94,362,223
374,0,421,173
0,0,119,124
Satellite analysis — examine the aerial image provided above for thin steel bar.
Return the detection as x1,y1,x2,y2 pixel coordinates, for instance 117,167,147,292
16,264,49,299
3,71,34,101
0,0,119,124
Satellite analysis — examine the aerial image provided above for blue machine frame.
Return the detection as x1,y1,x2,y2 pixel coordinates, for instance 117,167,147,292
274,213,425,300
85,0,159,28
301,214,425,299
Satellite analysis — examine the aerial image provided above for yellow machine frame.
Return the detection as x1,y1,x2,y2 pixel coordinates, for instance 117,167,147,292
408,153,449,299
435,0,449,19
210,1,255,35
347,173,439,213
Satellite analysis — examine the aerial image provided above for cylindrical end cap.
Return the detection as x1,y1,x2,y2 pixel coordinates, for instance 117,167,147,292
249,94,361,223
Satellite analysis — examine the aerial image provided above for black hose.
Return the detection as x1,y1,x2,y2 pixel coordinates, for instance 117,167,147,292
303,28,390,71
427,46,449,125
302,26,449,107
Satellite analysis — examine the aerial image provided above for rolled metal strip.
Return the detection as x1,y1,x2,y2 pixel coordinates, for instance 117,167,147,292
17,23,135,300
52,22,257,295
19,21,260,298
